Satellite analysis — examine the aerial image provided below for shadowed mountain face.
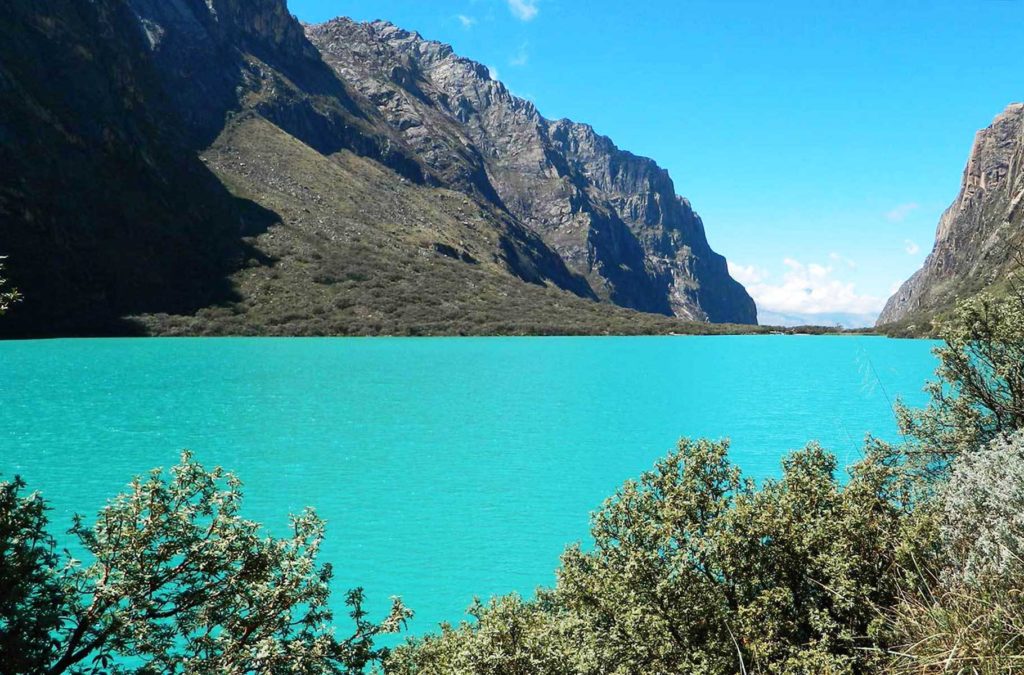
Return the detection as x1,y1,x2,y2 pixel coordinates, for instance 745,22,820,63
307,19,756,324
879,103,1024,328
0,0,256,335
0,0,756,337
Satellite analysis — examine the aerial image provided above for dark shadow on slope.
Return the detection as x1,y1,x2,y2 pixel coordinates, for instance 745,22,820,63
0,0,282,338
587,213,674,316
126,0,430,184
499,227,598,302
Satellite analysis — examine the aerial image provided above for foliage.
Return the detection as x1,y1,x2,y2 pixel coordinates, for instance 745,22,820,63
887,432,1024,673
882,281,1024,674
389,439,933,674
940,430,1024,581
896,285,1024,469
0,453,409,674
0,258,21,316
387,594,587,675
0,477,67,673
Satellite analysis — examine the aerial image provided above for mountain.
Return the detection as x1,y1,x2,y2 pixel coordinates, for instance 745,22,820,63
307,19,756,324
0,0,249,335
878,103,1024,328
0,0,756,337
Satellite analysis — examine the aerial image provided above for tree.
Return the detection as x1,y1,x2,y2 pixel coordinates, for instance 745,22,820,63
897,279,1024,468
0,453,410,674
0,257,20,315
389,439,927,674
559,439,926,674
387,594,585,675
0,478,67,673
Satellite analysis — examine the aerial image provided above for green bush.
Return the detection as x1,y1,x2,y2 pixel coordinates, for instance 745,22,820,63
0,477,67,673
389,439,933,674
896,287,1024,471
886,432,1024,673
0,453,410,674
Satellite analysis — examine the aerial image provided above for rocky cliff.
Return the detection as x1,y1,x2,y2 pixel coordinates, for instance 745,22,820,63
0,0,756,336
879,103,1024,327
0,0,250,335
308,19,756,324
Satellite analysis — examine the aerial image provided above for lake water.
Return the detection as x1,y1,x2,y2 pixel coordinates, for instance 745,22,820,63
0,336,938,636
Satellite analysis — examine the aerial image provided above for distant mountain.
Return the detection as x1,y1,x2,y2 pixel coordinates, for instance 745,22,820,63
878,103,1024,329
0,0,755,337
758,311,879,330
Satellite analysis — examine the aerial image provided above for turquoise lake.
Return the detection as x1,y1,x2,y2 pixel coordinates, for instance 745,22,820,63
0,336,939,636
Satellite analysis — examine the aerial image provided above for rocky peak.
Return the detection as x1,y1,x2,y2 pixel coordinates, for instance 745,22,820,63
129,0,314,58
307,18,756,323
125,0,431,182
879,103,1024,326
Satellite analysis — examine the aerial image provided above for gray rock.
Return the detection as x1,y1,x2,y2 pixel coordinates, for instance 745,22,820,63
0,0,757,335
307,19,756,324
879,103,1024,326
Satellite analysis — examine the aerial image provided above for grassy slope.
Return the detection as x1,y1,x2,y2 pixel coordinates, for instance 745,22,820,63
133,116,769,337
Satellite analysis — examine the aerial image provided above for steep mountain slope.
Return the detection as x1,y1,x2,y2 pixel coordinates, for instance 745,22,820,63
879,103,1024,328
306,19,756,324
0,0,756,336
0,0,252,335
140,113,760,336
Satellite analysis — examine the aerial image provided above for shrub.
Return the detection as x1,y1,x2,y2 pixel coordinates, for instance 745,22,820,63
389,439,929,674
941,431,1024,581
388,594,586,675
0,453,410,674
0,478,66,673
897,287,1024,470
887,432,1024,673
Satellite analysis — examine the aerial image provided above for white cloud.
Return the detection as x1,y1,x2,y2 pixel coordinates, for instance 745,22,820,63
508,0,539,21
885,202,919,223
829,252,857,269
727,262,767,285
904,239,920,255
510,43,529,66
487,65,501,81
456,14,477,28
734,258,884,316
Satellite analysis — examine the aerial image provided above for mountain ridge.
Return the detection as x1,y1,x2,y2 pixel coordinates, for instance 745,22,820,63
879,102,1024,328
0,0,757,336
308,17,756,323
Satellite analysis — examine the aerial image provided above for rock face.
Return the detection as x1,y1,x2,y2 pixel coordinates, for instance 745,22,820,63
0,0,247,335
0,0,756,336
124,0,427,177
308,19,756,324
879,104,1024,326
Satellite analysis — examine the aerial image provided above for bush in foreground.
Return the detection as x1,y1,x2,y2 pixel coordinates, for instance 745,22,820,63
388,439,935,675
887,431,1024,673
0,453,409,674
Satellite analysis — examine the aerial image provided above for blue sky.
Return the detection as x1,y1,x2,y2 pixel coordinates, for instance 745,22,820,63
290,0,1023,323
